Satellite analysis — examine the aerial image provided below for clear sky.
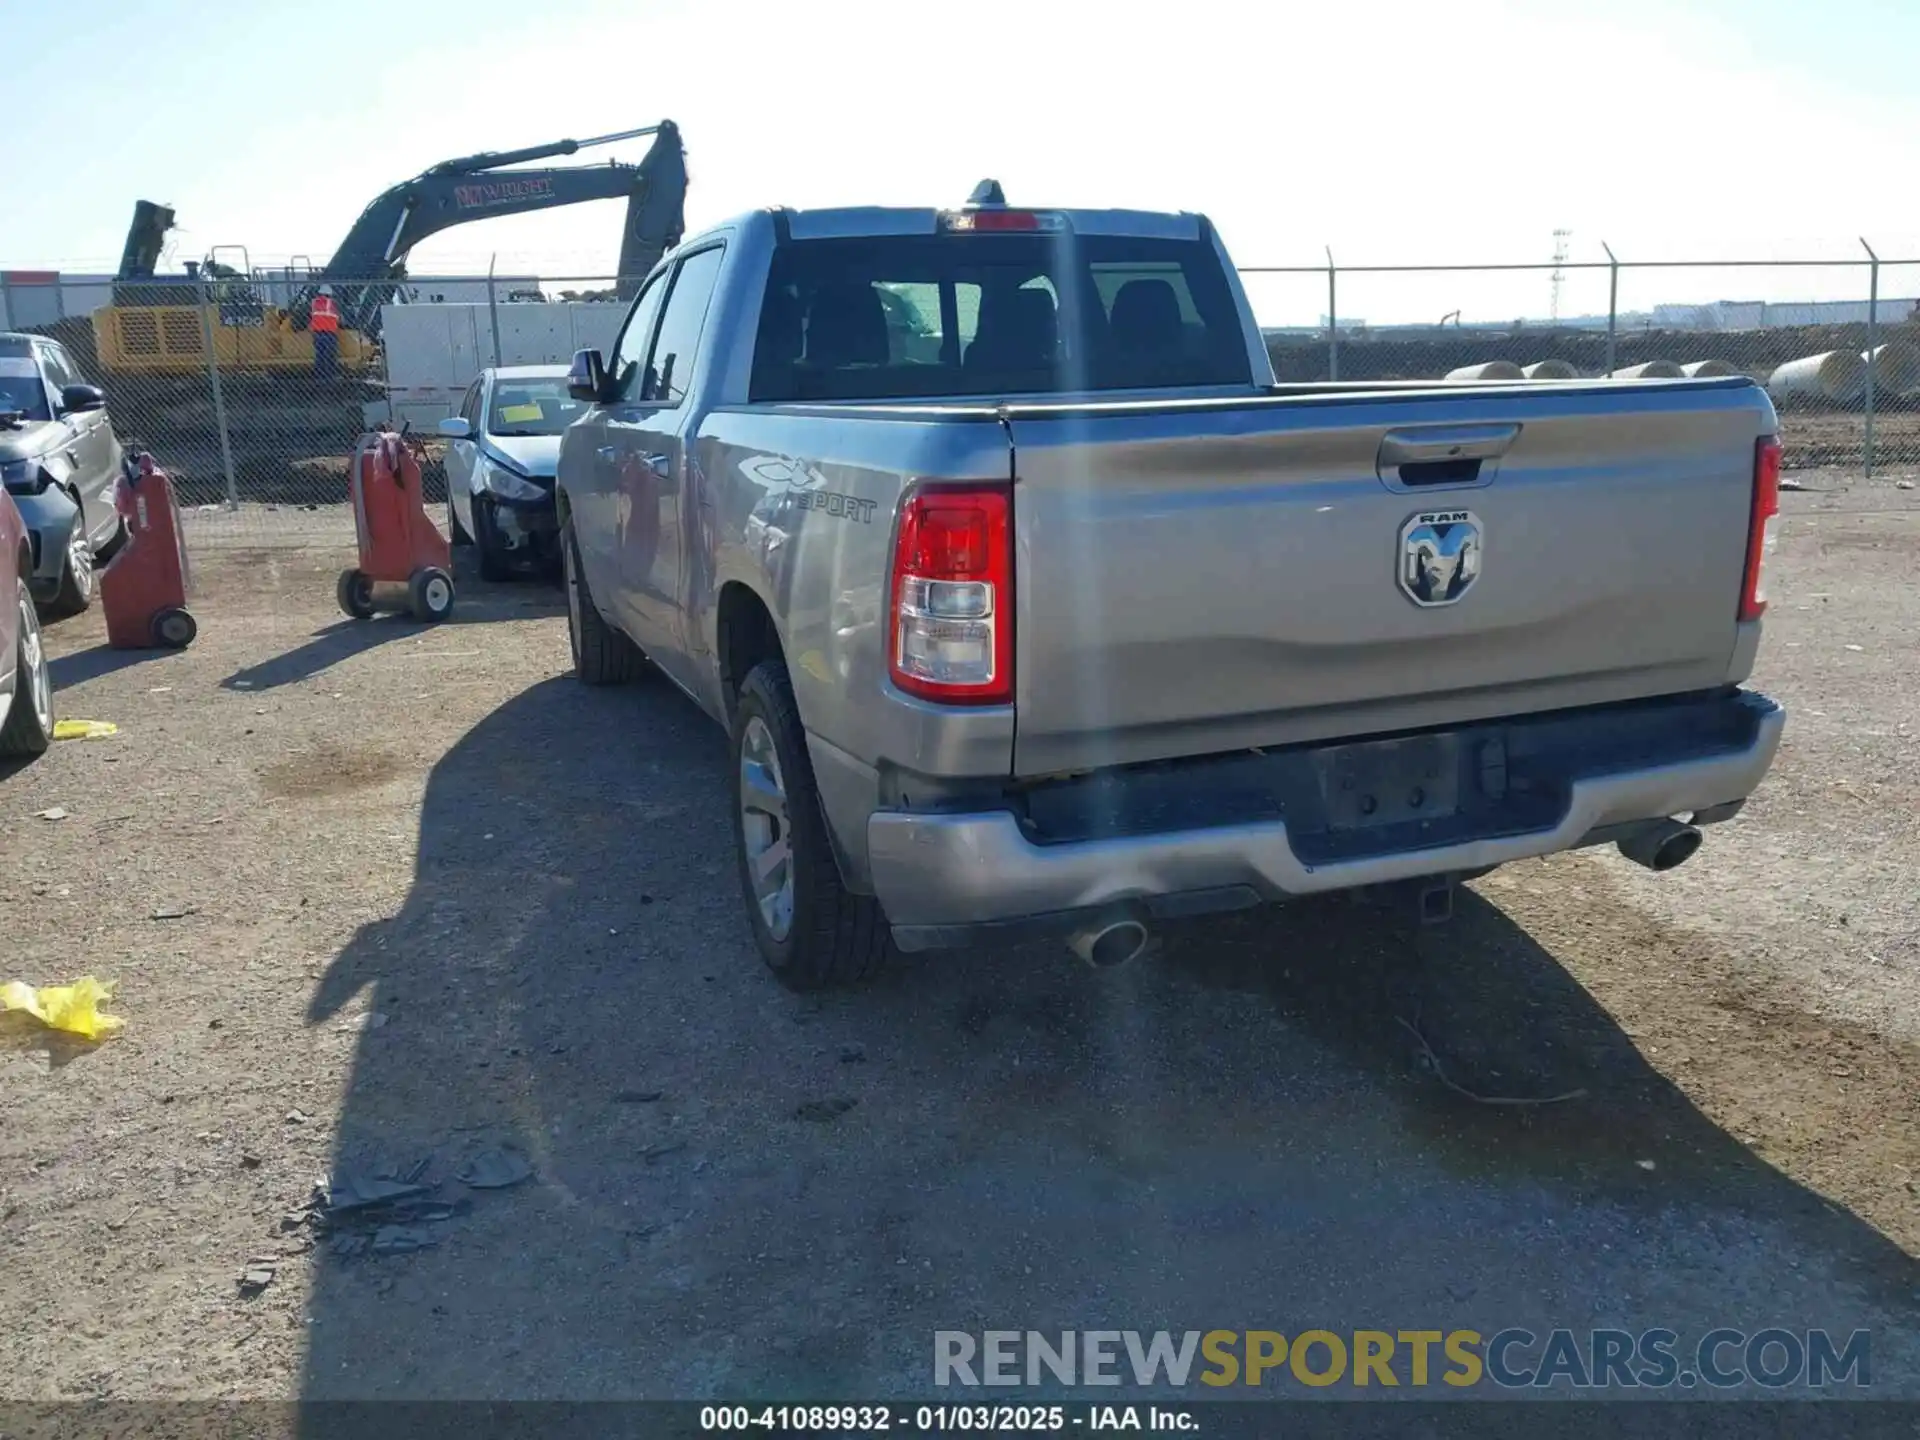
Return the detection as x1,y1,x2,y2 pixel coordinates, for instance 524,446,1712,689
6,0,1918,324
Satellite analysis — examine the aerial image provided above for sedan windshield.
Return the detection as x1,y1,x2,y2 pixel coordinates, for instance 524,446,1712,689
487,378,586,437
0,369,50,423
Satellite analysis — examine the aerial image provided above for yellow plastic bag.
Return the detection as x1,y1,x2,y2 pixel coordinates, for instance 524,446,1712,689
0,976,124,1040
53,720,119,741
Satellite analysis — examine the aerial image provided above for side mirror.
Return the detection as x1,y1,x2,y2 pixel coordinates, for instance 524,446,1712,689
438,417,472,439
61,384,106,414
568,348,611,403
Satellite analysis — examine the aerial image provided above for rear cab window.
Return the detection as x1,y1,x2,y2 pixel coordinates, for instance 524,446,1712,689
749,227,1252,402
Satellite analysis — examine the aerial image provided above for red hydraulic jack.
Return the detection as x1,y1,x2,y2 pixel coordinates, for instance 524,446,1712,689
338,430,455,623
101,452,197,649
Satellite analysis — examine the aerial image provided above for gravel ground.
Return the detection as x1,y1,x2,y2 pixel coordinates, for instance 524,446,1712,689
1,483,1917,1412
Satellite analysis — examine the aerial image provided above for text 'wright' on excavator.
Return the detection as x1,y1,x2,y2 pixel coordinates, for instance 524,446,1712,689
90,122,689,377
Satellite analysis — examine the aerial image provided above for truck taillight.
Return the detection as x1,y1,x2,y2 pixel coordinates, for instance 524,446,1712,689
1741,434,1782,622
888,484,1013,705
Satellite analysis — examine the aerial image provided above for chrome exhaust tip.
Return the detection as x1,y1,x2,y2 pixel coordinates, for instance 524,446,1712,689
1618,819,1704,873
1068,915,1154,970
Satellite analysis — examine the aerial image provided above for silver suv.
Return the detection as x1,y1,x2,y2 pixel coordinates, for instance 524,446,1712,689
0,332,127,614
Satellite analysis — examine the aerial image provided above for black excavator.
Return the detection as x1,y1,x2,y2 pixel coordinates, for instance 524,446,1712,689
286,120,687,335
94,121,687,373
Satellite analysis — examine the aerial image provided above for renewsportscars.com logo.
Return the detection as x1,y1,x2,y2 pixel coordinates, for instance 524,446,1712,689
933,1329,1872,1391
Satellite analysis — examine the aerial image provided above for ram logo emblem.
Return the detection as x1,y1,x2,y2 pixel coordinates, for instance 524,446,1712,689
1399,510,1483,607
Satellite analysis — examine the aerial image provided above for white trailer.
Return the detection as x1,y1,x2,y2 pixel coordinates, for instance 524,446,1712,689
365,301,627,432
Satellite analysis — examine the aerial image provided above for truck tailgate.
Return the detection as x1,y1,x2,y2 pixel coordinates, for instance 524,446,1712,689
1006,379,1771,776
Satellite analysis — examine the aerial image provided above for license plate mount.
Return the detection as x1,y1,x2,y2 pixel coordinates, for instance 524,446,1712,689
1314,733,1462,832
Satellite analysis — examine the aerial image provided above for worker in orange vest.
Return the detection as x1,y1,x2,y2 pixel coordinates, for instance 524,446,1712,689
311,286,341,380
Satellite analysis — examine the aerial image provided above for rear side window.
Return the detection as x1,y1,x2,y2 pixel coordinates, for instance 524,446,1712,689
749,232,1251,402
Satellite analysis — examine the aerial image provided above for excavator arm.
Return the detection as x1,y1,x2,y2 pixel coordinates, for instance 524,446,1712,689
293,121,687,335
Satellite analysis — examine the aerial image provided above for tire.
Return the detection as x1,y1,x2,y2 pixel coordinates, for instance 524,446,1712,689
151,607,197,648
48,510,95,617
731,659,892,989
408,566,455,622
0,578,54,758
336,568,375,620
473,497,511,583
562,517,643,685
95,515,130,564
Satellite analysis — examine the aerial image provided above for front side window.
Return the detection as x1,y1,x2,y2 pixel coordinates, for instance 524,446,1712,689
610,271,671,402
648,247,726,407
37,346,78,395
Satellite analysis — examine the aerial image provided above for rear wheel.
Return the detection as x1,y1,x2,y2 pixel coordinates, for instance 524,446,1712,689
563,517,643,685
0,578,54,758
731,659,892,989
49,513,94,616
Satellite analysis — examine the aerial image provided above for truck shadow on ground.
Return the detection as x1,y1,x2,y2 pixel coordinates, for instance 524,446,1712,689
220,584,565,693
297,674,1920,1407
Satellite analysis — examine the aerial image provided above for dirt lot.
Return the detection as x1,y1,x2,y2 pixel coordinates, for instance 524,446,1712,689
2,477,1918,1410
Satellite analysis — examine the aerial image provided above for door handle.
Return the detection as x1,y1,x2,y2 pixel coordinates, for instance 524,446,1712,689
1378,423,1519,466
1377,423,1518,489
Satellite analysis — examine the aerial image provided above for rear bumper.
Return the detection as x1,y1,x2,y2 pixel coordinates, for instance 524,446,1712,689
867,690,1785,951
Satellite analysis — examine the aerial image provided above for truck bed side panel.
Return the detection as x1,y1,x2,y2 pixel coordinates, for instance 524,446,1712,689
698,405,1015,774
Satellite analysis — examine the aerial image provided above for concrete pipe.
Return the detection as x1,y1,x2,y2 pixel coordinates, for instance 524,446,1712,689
1609,360,1685,379
1681,359,1738,378
1445,361,1525,381
1767,350,1868,404
1522,359,1579,379
1864,342,1920,398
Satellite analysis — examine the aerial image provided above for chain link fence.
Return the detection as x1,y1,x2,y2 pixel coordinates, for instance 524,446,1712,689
1244,256,1920,482
4,253,1915,546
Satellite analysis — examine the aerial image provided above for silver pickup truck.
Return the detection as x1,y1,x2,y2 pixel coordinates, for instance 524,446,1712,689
556,192,1786,988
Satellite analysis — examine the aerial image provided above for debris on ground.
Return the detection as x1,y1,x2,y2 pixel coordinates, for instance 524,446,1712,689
371,1225,438,1255
456,1147,534,1190
53,720,119,742
614,1089,663,1104
839,1046,867,1064
34,807,68,821
0,977,124,1040
303,1158,477,1262
795,1098,858,1122
285,1109,310,1125
641,1142,686,1164
318,1170,430,1214
149,905,196,921
238,1258,277,1294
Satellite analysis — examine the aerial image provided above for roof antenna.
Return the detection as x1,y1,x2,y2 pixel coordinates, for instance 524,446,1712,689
967,179,1006,207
